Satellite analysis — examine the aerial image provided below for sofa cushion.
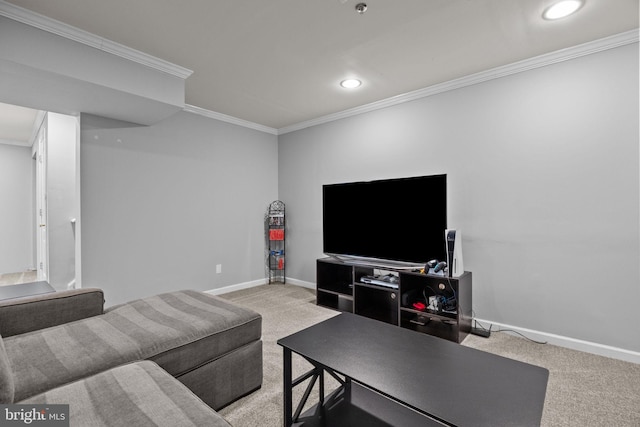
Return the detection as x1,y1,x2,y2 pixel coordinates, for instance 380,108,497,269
0,288,104,338
22,361,231,426
0,333,14,403
5,290,261,401
110,290,261,378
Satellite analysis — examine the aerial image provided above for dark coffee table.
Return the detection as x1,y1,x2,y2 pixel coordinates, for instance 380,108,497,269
278,313,548,426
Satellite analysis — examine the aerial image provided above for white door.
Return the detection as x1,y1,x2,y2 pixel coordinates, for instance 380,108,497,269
35,122,48,282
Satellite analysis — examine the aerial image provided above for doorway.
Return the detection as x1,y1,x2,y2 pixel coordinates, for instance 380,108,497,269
0,103,80,289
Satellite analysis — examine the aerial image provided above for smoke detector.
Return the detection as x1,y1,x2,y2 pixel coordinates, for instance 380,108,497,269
355,3,368,14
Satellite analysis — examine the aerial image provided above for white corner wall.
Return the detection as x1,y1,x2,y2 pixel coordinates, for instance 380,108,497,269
278,43,640,360
46,112,78,290
0,143,33,274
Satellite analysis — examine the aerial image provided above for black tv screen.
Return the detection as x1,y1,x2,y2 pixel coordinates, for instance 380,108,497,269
323,174,447,265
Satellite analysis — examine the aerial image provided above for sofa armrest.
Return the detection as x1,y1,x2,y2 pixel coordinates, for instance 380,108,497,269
0,288,104,337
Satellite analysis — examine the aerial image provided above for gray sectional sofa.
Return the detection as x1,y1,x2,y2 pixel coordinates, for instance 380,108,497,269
0,288,263,426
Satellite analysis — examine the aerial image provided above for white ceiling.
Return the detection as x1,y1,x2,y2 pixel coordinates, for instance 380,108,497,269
0,102,39,146
2,0,639,131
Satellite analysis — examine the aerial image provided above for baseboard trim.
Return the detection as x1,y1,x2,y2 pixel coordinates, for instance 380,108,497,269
280,278,316,290
475,318,640,364
205,279,267,296
207,280,639,364
205,278,316,296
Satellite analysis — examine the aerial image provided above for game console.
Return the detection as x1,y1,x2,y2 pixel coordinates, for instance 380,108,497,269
361,274,399,289
445,229,464,277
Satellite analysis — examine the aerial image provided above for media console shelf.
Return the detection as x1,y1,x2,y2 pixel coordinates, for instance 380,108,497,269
316,257,472,343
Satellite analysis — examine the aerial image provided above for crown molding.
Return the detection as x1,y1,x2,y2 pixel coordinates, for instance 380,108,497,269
0,138,29,147
187,29,638,136
0,0,193,79
183,104,278,135
4,0,633,137
278,29,639,135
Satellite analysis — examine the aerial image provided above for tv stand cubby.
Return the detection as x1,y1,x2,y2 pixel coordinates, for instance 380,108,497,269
316,257,472,343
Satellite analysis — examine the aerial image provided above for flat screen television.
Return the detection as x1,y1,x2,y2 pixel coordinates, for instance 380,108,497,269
323,174,447,266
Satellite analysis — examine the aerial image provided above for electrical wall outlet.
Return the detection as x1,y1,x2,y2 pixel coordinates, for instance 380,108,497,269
216,264,222,274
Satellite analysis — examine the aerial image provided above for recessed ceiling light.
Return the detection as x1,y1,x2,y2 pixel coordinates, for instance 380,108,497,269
340,79,362,89
543,0,584,20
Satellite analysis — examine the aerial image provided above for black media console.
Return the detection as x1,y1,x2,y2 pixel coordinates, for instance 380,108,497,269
316,257,472,343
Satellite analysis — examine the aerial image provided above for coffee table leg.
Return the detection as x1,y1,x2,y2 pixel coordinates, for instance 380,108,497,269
283,347,292,427
345,377,352,404
319,368,324,405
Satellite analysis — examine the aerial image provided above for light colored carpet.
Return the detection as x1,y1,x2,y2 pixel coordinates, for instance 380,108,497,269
219,284,640,427
0,271,37,286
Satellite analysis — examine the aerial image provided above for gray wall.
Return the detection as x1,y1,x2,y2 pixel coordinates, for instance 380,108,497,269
278,43,639,353
0,143,33,274
81,111,278,306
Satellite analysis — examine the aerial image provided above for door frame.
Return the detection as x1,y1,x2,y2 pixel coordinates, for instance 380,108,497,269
33,115,48,283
